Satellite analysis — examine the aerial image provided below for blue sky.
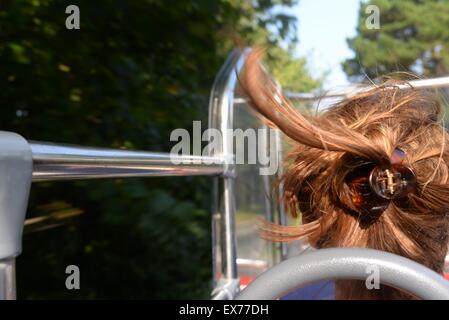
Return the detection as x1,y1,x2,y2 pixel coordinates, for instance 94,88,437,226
293,0,362,89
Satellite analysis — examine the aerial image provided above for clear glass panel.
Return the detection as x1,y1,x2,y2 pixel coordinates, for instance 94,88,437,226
233,99,279,287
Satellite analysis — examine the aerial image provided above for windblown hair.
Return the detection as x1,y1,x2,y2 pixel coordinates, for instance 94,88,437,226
240,49,449,299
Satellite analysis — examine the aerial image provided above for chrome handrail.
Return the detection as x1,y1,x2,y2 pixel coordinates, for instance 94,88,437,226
285,76,449,101
209,49,249,299
30,142,225,181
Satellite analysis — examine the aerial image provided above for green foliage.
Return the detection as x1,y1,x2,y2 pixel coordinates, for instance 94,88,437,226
268,46,320,91
344,0,449,80
216,0,318,91
0,0,316,298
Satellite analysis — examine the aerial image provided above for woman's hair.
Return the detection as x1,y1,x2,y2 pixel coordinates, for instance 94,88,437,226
240,49,449,299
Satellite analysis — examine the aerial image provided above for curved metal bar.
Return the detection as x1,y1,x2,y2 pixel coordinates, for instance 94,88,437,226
236,248,449,300
30,142,225,181
209,48,252,300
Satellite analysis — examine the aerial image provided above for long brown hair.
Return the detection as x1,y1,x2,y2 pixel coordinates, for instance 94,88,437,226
240,49,449,299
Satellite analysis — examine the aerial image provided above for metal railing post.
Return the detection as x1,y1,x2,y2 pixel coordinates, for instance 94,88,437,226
0,131,33,300
209,49,251,300
0,259,16,299
209,48,287,298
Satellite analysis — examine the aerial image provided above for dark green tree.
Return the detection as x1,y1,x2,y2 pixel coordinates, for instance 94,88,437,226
0,0,317,298
344,0,449,81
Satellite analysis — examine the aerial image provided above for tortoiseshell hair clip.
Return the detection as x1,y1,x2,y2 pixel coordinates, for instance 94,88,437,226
346,148,417,215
